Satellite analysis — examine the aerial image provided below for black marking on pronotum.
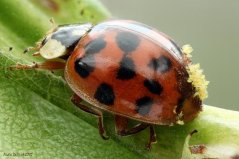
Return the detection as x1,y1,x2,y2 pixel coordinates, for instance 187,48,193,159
148,55,172,73
84,37,106,54
9,47,13,51
116,57,136,80
176,98,185,114
136,96,154,115
74,56,95,78
94,83,115,105
51,28,80,47
144,79,163,95
51,24,92,48
116,31,140,53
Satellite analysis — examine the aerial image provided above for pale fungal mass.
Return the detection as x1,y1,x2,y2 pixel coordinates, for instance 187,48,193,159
182,44,209,101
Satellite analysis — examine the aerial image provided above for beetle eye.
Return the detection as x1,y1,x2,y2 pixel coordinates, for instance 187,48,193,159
41,37,48,45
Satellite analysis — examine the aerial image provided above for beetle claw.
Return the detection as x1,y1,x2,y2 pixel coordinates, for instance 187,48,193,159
101,133,110,140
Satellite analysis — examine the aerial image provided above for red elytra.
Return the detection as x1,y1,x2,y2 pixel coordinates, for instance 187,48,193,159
13,20,207,150
66,20,201,123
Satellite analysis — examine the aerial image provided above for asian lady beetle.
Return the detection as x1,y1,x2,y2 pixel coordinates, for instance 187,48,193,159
14,20,209,150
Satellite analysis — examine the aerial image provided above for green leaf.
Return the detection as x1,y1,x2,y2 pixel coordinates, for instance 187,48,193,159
0,80,138,159
0,0,239,159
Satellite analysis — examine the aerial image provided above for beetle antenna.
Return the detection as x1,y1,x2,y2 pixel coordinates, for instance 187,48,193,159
23,47,37,54
32,52,40,56
49,17,56,28
23,41,42,55
46,17,58,35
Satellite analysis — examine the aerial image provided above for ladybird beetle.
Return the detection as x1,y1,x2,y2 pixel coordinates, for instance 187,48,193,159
13,20,209,150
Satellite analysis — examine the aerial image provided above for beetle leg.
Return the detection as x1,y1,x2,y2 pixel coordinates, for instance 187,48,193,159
9,61,65,71
115,115,148,135
115,115,157,150
71,94,109,140
146,125,157,150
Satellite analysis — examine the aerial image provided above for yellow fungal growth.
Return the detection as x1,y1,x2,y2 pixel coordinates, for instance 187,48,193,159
182,44,193,58
182,44,209,101
186,63,209,101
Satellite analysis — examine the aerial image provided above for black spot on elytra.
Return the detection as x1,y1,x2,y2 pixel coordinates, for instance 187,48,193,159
116,31,140,53
94,83,115,105
148,56,172,73
74,56,95,78
84,37,106,54
144,79,163,95
116,57,136,80
176,98,185,114
136,96,153,115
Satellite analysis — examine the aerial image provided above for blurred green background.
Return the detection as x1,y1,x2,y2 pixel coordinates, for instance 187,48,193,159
101,0,239,111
